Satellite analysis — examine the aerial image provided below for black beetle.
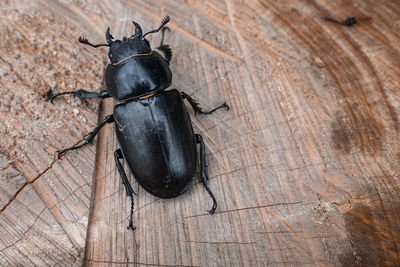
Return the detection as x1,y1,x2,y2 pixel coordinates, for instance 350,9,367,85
51,16,229,230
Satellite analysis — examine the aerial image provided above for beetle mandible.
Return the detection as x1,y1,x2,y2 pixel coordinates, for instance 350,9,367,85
51,16,229,230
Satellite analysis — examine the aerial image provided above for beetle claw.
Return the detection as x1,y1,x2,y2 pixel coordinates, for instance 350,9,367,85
207,194,217,214
208,206,217,214
202,181,217,214
222,102,230,111
49,93,58,104
56,150,65,159
49,91,70,104
127,224,136,231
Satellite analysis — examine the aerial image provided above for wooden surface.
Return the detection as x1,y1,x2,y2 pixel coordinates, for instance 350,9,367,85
1,0,399,266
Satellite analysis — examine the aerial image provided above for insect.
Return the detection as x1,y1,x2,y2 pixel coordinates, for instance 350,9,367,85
50,16,229,230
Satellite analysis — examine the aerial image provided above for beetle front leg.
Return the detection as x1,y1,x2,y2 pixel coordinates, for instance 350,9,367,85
156,27,172,64
195,134,217,213
50,89,110,104
57,114,114,158
114,149,136,230
181,92,229,115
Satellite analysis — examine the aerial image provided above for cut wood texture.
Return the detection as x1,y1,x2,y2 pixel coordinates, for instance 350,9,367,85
0,0,399,266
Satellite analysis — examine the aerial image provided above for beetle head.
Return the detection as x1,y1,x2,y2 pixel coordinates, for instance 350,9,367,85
105,16,170,64
105,25,150,63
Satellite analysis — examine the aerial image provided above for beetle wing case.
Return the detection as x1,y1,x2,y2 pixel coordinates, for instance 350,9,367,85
114,89,196,198
105,51,172,101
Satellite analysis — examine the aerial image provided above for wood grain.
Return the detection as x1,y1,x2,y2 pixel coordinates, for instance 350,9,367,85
0,0,399,266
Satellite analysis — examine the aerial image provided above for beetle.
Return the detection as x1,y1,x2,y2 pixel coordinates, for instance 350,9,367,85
50,16,229,230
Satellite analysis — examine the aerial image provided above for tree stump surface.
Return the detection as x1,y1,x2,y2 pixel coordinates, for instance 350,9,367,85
0,0,399,266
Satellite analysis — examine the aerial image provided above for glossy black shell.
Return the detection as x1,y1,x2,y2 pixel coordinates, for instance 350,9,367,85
105,51,172,101
114,89,196,198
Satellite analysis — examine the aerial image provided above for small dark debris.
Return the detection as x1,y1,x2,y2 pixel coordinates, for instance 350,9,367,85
324,16,372,26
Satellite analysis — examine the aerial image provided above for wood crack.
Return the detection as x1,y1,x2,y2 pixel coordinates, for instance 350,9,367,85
180,240,255,245
0,207,46,253
185,201,306,218
84,259,199,267
0,138,90,213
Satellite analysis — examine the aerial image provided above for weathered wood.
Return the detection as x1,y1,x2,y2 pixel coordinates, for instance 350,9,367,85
0,0,111,265
1,0,399,266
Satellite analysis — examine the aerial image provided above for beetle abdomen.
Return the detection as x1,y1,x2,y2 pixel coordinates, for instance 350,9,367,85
106,51,172,101
114,89,196,198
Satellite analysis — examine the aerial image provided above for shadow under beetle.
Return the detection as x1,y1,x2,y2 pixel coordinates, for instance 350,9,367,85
51,16,229,230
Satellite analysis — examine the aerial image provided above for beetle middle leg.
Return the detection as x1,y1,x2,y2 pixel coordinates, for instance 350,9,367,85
50,89,110,104
114,149,136,230
181,92,229,115
56,114,114,158
195,134,217,213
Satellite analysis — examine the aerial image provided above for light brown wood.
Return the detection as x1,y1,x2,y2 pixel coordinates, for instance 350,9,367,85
0,0,108,264
1,0,399,266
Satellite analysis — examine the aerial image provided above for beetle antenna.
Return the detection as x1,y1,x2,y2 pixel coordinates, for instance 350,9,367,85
142,15,170,39
78,37,109,48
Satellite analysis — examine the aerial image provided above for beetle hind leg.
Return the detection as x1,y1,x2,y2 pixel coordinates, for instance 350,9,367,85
114,148,137,230
195,134,217,213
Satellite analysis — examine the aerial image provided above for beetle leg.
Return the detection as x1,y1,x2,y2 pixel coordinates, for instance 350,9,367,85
156,27,172,64
195,134,217,213
180,92,229,115
50,89,110,104
114,148,136,230
56,114,114,158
